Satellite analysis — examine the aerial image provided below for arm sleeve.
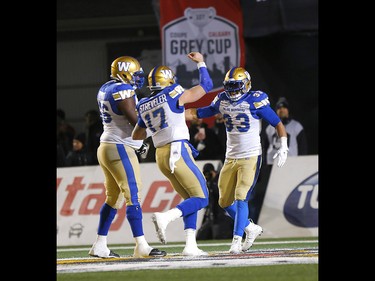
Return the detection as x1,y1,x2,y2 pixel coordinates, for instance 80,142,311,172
196,105,219,118
198,66,213,93
256,106,281,127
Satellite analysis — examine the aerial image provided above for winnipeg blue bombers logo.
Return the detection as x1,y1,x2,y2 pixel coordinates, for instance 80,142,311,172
117,61,131,71
163,7,241,92
161,69,174,79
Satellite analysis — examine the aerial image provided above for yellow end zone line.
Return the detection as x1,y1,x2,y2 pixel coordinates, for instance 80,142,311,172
57,253,213,265
57,257,135,264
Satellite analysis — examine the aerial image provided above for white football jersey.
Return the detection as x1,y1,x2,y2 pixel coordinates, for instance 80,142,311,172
97,80,143,149
199,90,280,159
218,97,262,158
136,84,189,148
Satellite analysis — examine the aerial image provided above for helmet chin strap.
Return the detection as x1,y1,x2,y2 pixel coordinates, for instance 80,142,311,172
116,74,128,84
226,91,242,101
231,93,242,101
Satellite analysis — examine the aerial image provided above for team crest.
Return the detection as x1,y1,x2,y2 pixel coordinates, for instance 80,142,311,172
117,61,131,71
163,7,241,92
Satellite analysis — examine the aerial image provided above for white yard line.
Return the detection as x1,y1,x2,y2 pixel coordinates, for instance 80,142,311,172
57,256,318,273
57,239,318,253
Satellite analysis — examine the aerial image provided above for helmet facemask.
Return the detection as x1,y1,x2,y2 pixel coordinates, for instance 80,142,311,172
110,56,145,89
224,80,247,101
223,67,252,102
116,70,145,90
131,70,145,89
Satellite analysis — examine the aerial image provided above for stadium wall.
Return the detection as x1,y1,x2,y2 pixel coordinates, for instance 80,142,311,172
57,156,318,246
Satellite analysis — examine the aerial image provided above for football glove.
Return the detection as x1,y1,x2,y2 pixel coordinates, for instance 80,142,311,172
136,142,150,159
273,136,288,168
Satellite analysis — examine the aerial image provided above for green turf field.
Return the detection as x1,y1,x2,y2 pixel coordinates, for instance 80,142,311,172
57,237,318,281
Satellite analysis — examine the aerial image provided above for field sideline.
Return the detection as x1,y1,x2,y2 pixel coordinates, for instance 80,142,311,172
57,237,318,280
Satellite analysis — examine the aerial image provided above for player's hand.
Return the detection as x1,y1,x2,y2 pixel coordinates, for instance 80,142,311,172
185,108,198,121
187,52,204,63
136,142,150,159
273,146,288,168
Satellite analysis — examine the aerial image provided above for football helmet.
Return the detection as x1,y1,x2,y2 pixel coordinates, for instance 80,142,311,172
223,67,251,101
148,66,176,91
110,56,145,89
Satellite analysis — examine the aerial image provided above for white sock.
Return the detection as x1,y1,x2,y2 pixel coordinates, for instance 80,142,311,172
185,228,197,248
134,235,149,247
165,208,183,223
96,234,107,244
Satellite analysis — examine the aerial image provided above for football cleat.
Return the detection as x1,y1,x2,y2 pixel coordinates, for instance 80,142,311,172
133,244,167,258
151,212,169,244
242,221,263,251
149,248,167,257
89,243,120,258
229,236,243,254
223,67,251,102
182,246,208,256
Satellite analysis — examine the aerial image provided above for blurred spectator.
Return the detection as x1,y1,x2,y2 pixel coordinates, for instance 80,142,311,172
57,108,76,156
264,97,308,165
212,113,227,163
57,142,66,167
197,163,233,240
84,109,103,165
249,97,308,223
65,133,94,166
189,118,221,160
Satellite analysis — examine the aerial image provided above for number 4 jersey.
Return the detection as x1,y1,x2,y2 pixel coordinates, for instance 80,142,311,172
197,90,281,159
136,84,189,148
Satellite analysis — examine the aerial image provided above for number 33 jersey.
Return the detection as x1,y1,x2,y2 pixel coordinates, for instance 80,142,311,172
136,84,189,148
199,90,281,159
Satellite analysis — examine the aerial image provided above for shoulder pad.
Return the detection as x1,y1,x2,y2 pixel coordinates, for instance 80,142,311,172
217,91,229,100
211,91,227,104
136,97,147,109
168,84,184,98
112,83,135,101
251,91,270,109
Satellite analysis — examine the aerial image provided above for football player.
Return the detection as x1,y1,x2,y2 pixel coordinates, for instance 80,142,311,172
89,56,166,258
185,67,289,253
131,52,213,256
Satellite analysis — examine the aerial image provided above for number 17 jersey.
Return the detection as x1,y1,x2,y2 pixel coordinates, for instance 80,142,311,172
136,84,189,148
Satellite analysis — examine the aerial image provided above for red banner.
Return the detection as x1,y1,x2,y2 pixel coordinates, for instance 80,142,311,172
159,0,245,126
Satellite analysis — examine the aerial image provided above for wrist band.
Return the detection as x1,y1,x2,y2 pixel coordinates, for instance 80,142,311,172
280,136,288,148
197,62,207,69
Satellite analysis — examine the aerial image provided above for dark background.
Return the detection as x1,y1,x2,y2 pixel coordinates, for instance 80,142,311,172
57,0,318,155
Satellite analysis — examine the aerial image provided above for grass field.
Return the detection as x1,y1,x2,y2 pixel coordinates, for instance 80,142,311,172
57,236,318,281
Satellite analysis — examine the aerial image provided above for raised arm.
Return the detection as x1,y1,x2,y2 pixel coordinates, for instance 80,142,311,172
179,52,213,106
